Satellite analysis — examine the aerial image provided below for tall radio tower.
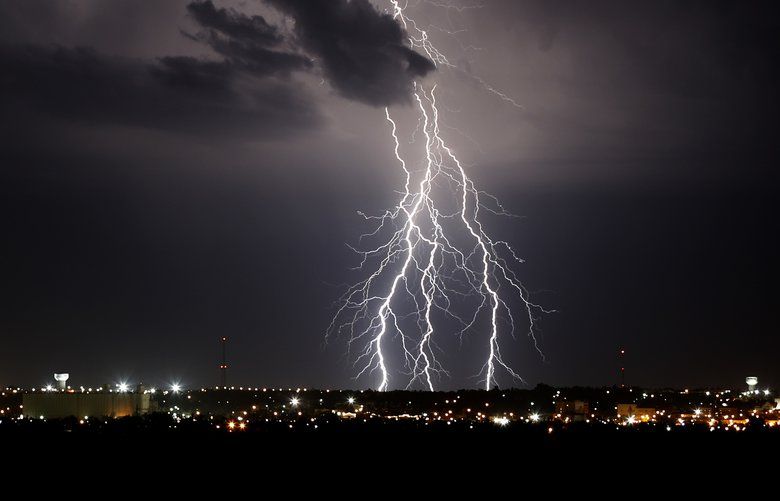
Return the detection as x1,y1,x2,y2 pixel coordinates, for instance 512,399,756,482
219,336,228,389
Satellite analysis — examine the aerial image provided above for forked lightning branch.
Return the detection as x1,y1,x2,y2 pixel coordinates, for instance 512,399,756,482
328,1,550,391
328,85,550,391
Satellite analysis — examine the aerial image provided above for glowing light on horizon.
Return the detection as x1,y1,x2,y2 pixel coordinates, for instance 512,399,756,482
493,416,509,426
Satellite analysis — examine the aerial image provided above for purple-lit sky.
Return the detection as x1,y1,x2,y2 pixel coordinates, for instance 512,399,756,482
1,0,778,390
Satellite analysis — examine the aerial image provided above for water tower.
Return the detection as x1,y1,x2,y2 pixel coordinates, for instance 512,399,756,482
746,376,758,393
53,373,69,390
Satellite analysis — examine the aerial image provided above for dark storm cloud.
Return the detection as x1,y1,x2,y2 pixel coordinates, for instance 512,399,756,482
187,0,282,47
0,0,324,138
0,0,435,141
266,0,436,106
183,1,312,77
0,44,319,137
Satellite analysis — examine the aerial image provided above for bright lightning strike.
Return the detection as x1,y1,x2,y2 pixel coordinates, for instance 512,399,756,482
327,2,550,391
329,87,550,391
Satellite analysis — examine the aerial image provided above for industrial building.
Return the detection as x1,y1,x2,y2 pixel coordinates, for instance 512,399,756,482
23,390,154,419
22,373,155,418
20,373,157,419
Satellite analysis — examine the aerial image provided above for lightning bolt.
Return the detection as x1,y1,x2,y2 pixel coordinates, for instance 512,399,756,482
328,1,550,391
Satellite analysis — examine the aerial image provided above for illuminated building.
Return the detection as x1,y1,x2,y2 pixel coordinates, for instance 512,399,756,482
23,390,155,418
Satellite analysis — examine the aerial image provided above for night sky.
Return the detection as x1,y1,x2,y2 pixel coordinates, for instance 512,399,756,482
1,0,778,390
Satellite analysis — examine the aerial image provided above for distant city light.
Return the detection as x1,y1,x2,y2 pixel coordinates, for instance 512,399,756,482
10,374,777,434
492,416,509,426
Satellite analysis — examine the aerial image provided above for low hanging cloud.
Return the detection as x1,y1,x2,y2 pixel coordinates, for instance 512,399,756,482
266,0,436,106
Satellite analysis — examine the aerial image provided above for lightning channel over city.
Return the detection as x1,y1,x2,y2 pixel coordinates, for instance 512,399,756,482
328,1,552,391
